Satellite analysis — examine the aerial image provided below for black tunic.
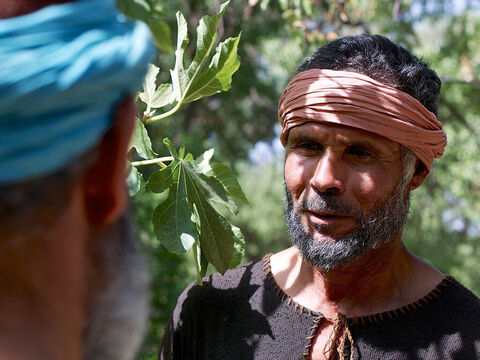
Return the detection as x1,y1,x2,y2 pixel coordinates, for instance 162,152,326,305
159,256,480,360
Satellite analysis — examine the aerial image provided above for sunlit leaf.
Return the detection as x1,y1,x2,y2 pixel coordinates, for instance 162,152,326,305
196,148,215,174
192,239,209,284
151,84,173,108
229,225,245,268
186,1,229,80
184,154,233,207
209,163,249,205
168,1,240,107
170,12,189,102
184,34,242,103
130,118,156,159
139,64,160,105
126,163,144,196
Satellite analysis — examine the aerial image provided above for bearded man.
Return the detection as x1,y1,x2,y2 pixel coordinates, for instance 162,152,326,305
0,1,154,359
159,35,480,360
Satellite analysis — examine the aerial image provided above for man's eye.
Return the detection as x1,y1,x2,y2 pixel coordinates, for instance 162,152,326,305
299,142,321,151
349,147,372,157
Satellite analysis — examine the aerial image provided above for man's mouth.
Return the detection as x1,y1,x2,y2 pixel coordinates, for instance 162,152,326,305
304,210,354,226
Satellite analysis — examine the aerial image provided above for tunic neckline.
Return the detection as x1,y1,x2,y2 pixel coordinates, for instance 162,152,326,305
262,253,456,325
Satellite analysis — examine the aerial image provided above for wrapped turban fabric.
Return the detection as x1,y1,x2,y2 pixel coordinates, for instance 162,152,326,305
278,69,447,172
0,0,155,184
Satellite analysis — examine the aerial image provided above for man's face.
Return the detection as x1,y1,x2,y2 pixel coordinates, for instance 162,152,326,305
284,122,411,270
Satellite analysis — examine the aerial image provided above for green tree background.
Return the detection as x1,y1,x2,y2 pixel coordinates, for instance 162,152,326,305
124,1,480,358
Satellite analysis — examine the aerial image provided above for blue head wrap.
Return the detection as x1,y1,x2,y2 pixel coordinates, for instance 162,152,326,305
0,0,155,184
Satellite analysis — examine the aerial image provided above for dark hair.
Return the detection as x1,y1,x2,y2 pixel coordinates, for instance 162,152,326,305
298,34,441,115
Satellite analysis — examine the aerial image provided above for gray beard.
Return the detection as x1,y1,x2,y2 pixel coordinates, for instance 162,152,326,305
83,209,150,360
284,178,411,271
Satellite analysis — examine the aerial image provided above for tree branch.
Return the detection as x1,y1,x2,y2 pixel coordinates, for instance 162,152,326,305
441,96,479,141
393,0,401,21
338,13,371,34
441,76,480,89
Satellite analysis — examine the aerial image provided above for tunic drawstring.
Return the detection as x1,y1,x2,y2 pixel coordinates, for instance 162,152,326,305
324,314,354,360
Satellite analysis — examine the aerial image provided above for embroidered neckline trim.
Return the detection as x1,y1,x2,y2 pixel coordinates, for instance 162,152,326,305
262,253,456,324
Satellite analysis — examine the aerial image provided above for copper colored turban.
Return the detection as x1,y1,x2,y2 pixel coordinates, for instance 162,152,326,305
278,69,447,172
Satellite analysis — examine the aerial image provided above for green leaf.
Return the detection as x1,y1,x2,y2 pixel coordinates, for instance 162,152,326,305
117,0,151,21
209,163,249,205
229,225,245,268
147,164,175,193
130,118,156,159
147,18,172,52
194,148,248,213
184,160,235,213
163,138,181,160
152,165,196,254
148,141,247,277
185,148,239,213
184,33,242,103
126,163,144,196
179,146,186,159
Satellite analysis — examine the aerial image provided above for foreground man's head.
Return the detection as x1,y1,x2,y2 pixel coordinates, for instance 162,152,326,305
0,1,154,359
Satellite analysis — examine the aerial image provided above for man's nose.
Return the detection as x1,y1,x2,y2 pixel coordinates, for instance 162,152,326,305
311,151,345,195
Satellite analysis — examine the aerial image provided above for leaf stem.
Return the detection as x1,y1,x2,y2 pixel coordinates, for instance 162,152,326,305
131,156,174,167
146,101,183,124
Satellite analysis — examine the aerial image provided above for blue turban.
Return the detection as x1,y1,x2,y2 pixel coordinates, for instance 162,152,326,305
0,0,155,184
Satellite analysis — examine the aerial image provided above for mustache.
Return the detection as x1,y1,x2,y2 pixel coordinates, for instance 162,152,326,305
299,193,361,217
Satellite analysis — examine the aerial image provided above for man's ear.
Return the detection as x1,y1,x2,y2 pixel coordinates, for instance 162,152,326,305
408,161,429,191
83,95,136,225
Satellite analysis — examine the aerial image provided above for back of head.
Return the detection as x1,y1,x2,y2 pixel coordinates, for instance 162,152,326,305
0,3,153,358
1,0,70,18
298,34,441,116
0,0,79,235
0,0,154,234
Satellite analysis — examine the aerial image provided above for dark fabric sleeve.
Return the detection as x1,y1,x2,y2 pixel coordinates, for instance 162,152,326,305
157,283,198,360
158,314,176,360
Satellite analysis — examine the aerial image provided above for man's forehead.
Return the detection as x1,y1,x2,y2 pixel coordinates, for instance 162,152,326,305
287,121,402,151
278,69,446,172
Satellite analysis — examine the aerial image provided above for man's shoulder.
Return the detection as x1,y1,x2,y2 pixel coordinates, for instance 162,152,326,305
417,276,480,335
444,277,480,314
171,257,266,319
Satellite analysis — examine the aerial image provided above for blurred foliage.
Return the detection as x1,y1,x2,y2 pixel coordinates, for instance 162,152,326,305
124,0,247,284
129,0,480,358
